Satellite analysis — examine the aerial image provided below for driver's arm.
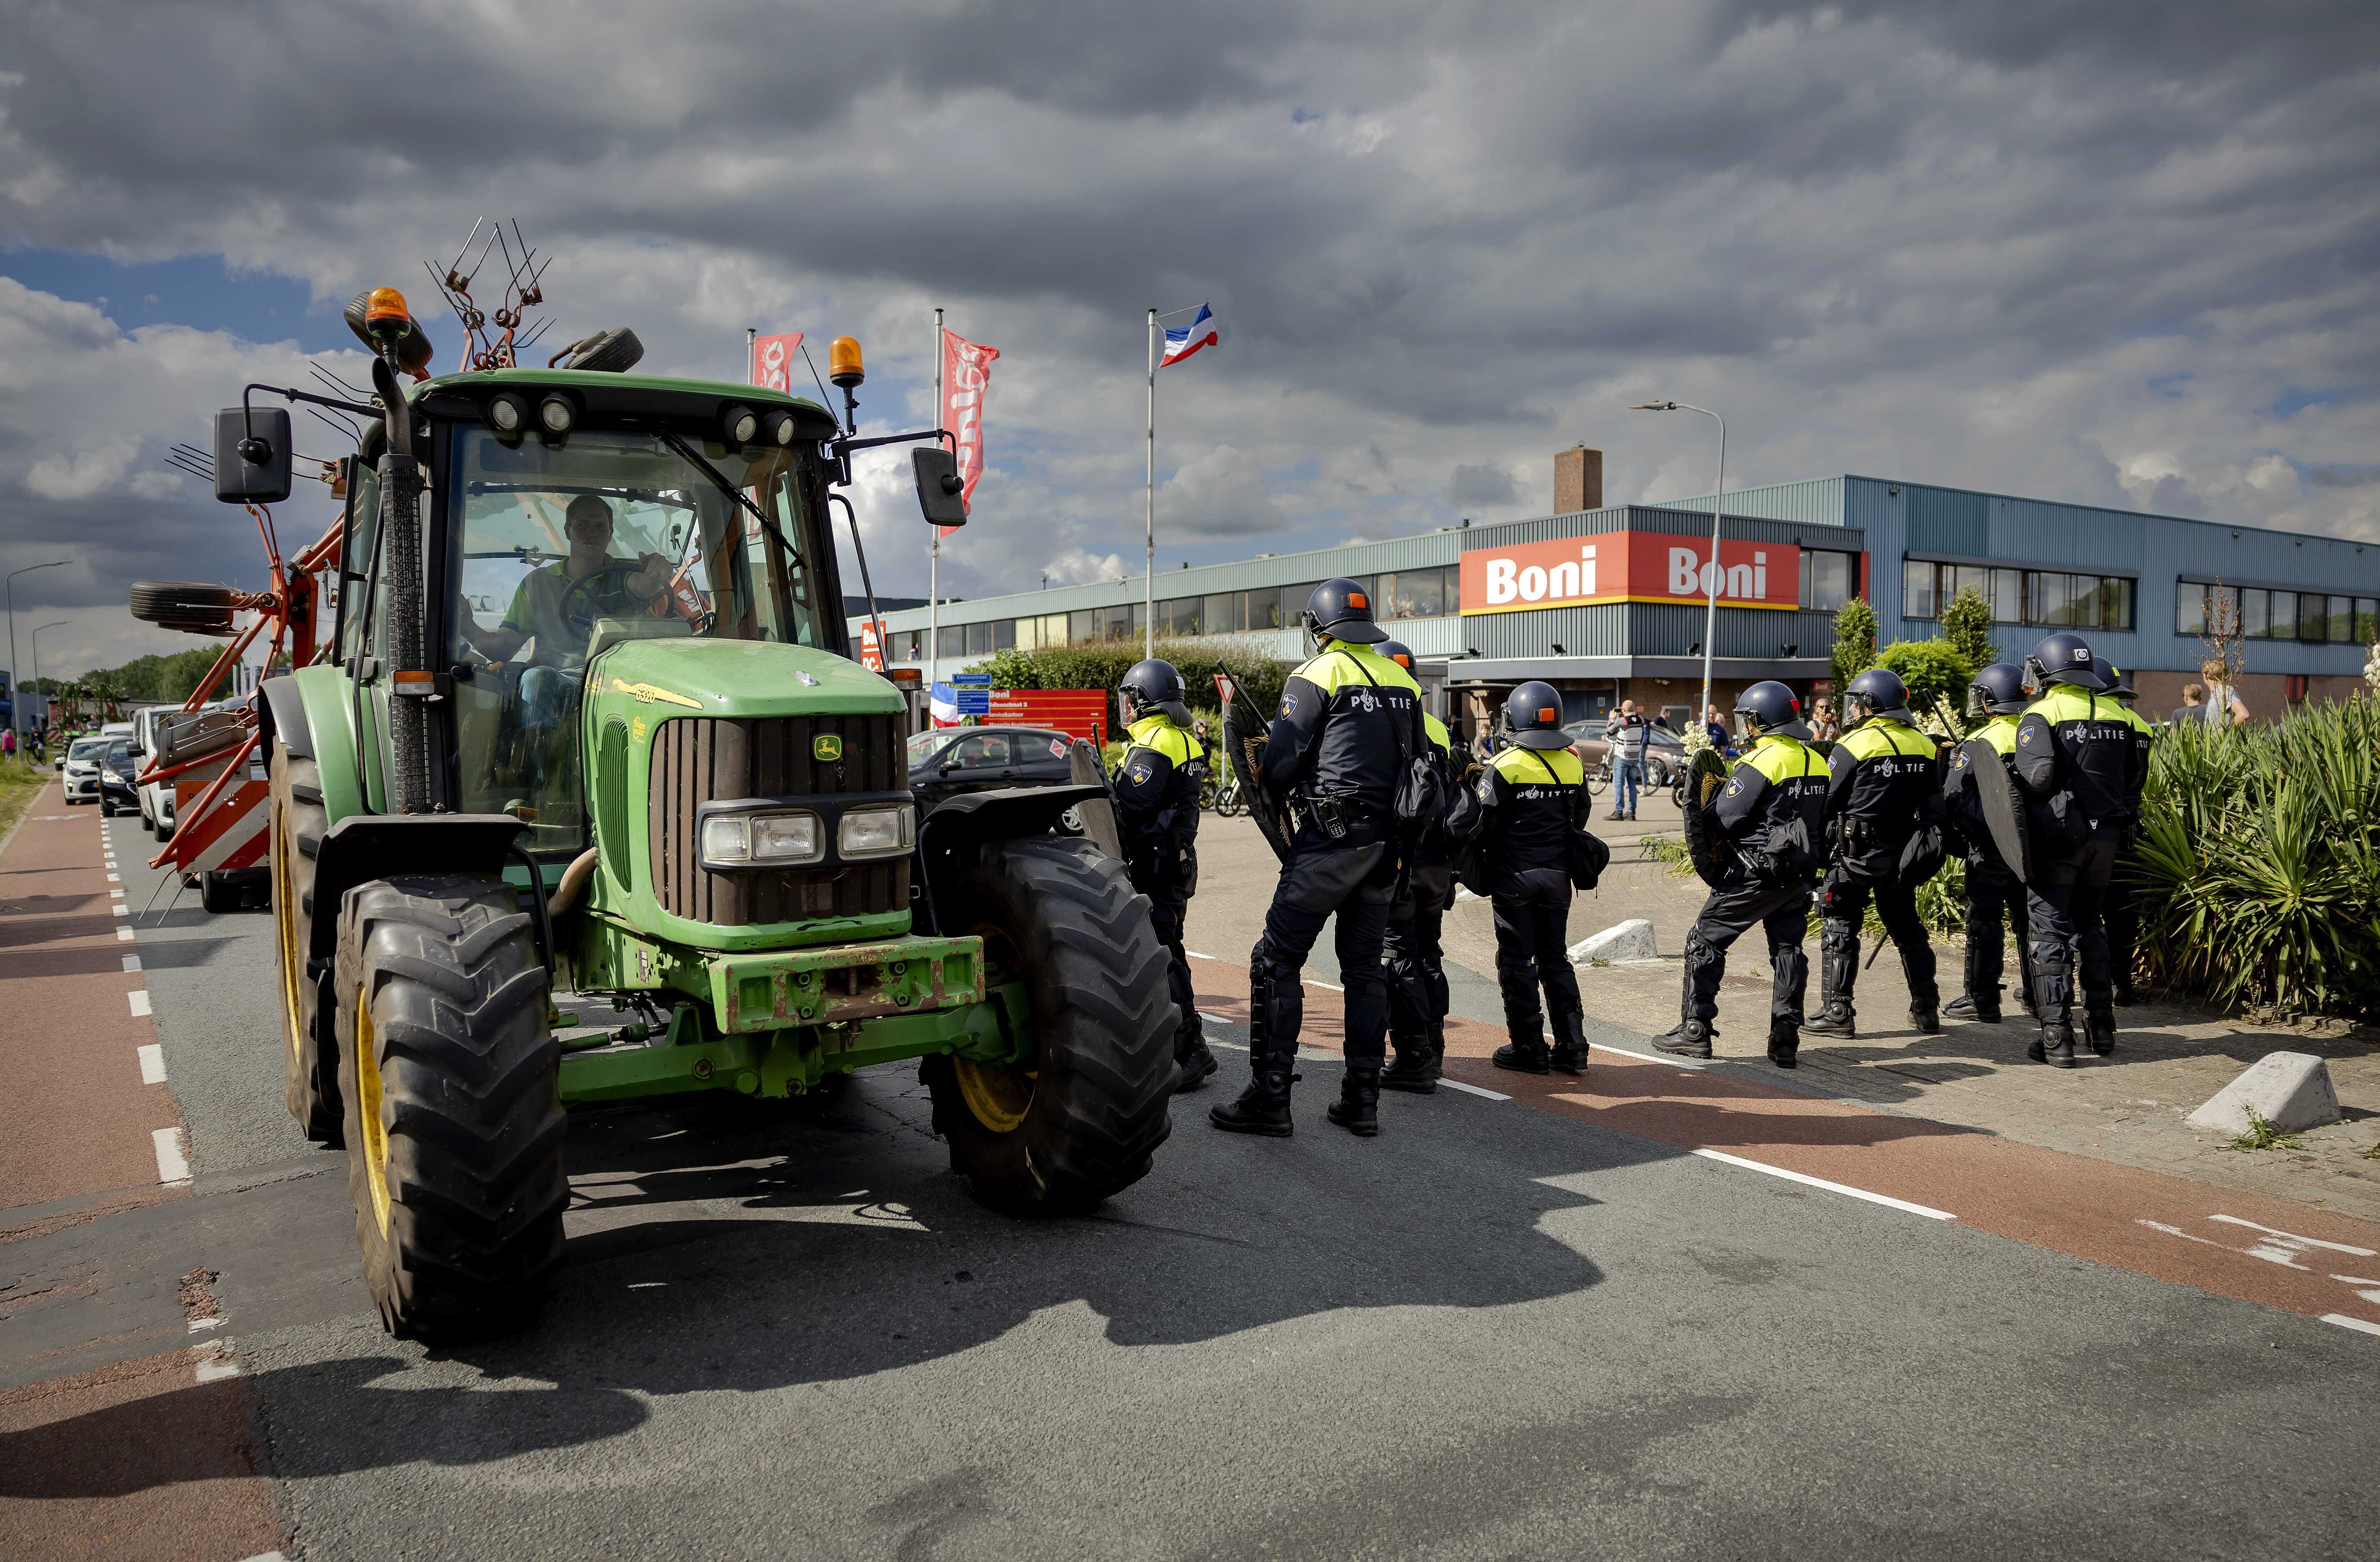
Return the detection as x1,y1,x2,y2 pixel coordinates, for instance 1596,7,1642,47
463,573,540,661
628,551,674,596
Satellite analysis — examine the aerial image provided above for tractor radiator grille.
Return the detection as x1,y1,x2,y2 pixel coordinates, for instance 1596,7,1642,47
649,714,909,927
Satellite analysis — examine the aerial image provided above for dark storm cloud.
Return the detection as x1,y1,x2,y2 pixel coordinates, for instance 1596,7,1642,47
2,0,2376,666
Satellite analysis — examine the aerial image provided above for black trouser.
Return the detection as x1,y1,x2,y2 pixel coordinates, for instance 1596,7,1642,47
1386,863,1452,1051
1963,859,2033,1016
1818,865,1939,1017
1135,873,1203,1063
2027,835,2119,1027
1491,870,1581,1039
1684,874,1811,1034
1250,840,1396,1070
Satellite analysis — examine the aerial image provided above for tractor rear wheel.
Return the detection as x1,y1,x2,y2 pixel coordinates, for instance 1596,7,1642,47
923,837,1175,1211
270,743,340,1143
334,874,566,1340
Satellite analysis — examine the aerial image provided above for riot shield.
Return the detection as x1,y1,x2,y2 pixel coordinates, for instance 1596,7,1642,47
1222,687,1294,864
1678,745,1737,889
1961,737,2033,883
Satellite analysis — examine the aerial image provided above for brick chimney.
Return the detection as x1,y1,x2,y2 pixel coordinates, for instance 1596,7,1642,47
1555,445,1603,515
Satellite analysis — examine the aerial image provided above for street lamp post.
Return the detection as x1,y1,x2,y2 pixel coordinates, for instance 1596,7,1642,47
1628,402,1726,725
6,560,71,748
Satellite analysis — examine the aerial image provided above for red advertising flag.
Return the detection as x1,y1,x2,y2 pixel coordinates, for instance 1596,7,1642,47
751,331,804,393
940,330,1001,535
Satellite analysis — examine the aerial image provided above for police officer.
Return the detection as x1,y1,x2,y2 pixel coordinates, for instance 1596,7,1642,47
2013,632,2146,1066
2096,658,2156,1007
1942,662,2036,1024
1377,639,1461,1094
1112,658,1218,1092
1212,579,1425,1138
1473,681,1594,1075
1803,667,1945,1038
1655,682,1829,1068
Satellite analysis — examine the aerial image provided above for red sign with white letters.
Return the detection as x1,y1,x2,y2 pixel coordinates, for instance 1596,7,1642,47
1458,531,1801,614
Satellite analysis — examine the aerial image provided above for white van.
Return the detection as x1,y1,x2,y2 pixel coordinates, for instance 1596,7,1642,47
133,706,176,835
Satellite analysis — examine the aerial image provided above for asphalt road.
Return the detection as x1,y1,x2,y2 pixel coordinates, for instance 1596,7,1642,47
4,797,2377,1559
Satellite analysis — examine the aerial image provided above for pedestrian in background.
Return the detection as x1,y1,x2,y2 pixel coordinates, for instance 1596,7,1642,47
1703,704,1730,754
1605,700,1646,821
2198,661,2250,726
1810,698,1841,743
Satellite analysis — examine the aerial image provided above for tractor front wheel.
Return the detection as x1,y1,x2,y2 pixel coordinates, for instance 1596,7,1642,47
923,836,1175,1212
334,874,566,1340
270,743,340,1142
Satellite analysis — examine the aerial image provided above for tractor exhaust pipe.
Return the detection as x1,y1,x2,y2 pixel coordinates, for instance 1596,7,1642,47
372,357,432,815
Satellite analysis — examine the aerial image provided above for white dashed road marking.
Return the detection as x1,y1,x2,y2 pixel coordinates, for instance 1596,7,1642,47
138,1043,167,1084
122,954,141,972
127,989,151,1017
2322,1314,2380,1339
1693,1147,1956,1221
1441,1079,1509,1101
153,1126,191,1185
117,924,135,940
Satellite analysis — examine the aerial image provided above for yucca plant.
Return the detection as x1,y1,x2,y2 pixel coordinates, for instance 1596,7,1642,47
2129,694,2380,1018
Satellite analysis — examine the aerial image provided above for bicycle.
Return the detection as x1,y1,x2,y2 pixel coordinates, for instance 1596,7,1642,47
1213,773,1245,817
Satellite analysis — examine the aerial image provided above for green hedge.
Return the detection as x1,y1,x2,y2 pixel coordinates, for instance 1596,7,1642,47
968,639,1292,721
2130,695,2380,1018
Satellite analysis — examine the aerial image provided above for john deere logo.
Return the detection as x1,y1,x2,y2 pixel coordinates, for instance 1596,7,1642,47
814,734,843,762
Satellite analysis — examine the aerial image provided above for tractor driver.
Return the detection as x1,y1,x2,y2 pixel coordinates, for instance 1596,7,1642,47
461,494,673,721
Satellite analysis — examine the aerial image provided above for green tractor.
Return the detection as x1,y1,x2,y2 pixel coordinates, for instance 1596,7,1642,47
213,290,1177,1340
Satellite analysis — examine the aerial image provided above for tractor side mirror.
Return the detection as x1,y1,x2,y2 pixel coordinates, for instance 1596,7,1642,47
214,407,293,504
913,447,967,528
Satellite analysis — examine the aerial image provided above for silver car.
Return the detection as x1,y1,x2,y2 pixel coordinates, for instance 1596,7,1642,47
62,737,108,803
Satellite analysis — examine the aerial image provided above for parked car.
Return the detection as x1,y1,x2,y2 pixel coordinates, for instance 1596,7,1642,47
98,739,140,817
1564,718,1688,785
61,737,112,803
906,725,1083,813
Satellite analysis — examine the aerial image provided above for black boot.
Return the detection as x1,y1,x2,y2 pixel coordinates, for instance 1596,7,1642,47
1548,1011,1587,1075
1174,1038,1220,1093
1767,1020,1800,1070
1803,1005,1856,1039
2112,980,2136,1007
1943,992,1981,1018
1210,1058,1297,1135
1326,1067,1381,1137
2027,1022,2076,1069
1910,1002,1941,1035
2084,1006,2116,1056
1492,1020,1550,1074
1653,1019,1714,1060
1424,1018,1447,1085
1380,1031,1438,1094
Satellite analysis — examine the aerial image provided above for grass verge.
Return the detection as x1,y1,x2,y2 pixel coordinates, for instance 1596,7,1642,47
0,755,51,849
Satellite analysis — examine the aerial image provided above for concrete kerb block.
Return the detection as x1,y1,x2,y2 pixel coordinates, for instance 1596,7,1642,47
2184,1051,2343,1137
1571,918,1657,965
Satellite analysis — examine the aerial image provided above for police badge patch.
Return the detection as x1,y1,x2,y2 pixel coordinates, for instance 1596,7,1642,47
1280,692,1298,716
1126,758,1154,785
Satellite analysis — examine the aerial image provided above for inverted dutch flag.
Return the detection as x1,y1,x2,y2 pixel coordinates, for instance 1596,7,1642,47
1161,303,1220,367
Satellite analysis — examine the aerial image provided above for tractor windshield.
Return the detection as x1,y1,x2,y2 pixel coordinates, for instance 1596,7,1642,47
444,425,832,844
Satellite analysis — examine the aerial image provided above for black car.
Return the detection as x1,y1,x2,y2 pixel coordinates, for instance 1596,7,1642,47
97,739,140,817
906,725,1084,812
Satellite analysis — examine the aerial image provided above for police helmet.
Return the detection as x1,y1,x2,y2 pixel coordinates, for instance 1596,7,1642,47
1843,667,1915,728
1967,661,2028,716
1502,681,1571,750
1119,657,1192,727
1734,680,1810,740
2026,631,2108,692
1301,577,1388,644
2089,656,2140,703
1377,638,1416,675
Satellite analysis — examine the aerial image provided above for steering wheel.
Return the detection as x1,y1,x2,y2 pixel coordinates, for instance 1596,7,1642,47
557,560,663,641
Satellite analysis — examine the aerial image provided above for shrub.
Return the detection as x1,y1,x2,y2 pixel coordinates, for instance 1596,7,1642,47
2130,695,2380,1018
970,638,1291,720
1831,599,1878,691
1874,639,1976,718
1938,586,2001,674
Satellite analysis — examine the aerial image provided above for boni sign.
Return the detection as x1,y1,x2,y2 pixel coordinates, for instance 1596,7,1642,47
1459,531,1799,615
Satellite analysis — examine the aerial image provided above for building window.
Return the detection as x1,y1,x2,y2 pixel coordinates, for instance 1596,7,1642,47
1907,559,2134,630
938,625,965,658
1202,592,1245,633
1801,551,1854,612
1377,566,1452,619
2187,584,2380,642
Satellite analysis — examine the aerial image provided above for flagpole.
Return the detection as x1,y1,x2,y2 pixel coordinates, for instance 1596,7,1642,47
745,326,755,383
930,306,944,700
1145,307,1156,660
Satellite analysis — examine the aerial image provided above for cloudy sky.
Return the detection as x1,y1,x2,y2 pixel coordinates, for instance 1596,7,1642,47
3,0,2376,678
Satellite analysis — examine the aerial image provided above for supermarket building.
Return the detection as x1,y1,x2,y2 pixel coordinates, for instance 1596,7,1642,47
868,451,2378,734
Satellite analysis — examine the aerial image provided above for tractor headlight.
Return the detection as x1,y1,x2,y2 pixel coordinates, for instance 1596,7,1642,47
837,803,914,860
538,392,576,436
701,809,823,868
761,408,799,446
486,392,528,435
720,403,759,449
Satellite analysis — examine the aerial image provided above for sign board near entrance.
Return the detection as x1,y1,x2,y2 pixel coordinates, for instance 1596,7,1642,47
1458,532,1800,615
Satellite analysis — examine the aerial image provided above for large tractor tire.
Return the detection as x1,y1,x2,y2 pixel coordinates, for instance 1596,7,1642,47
922,837,1175,1211
334,874,566,1340
270,743,341,1143
127,580,237,635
